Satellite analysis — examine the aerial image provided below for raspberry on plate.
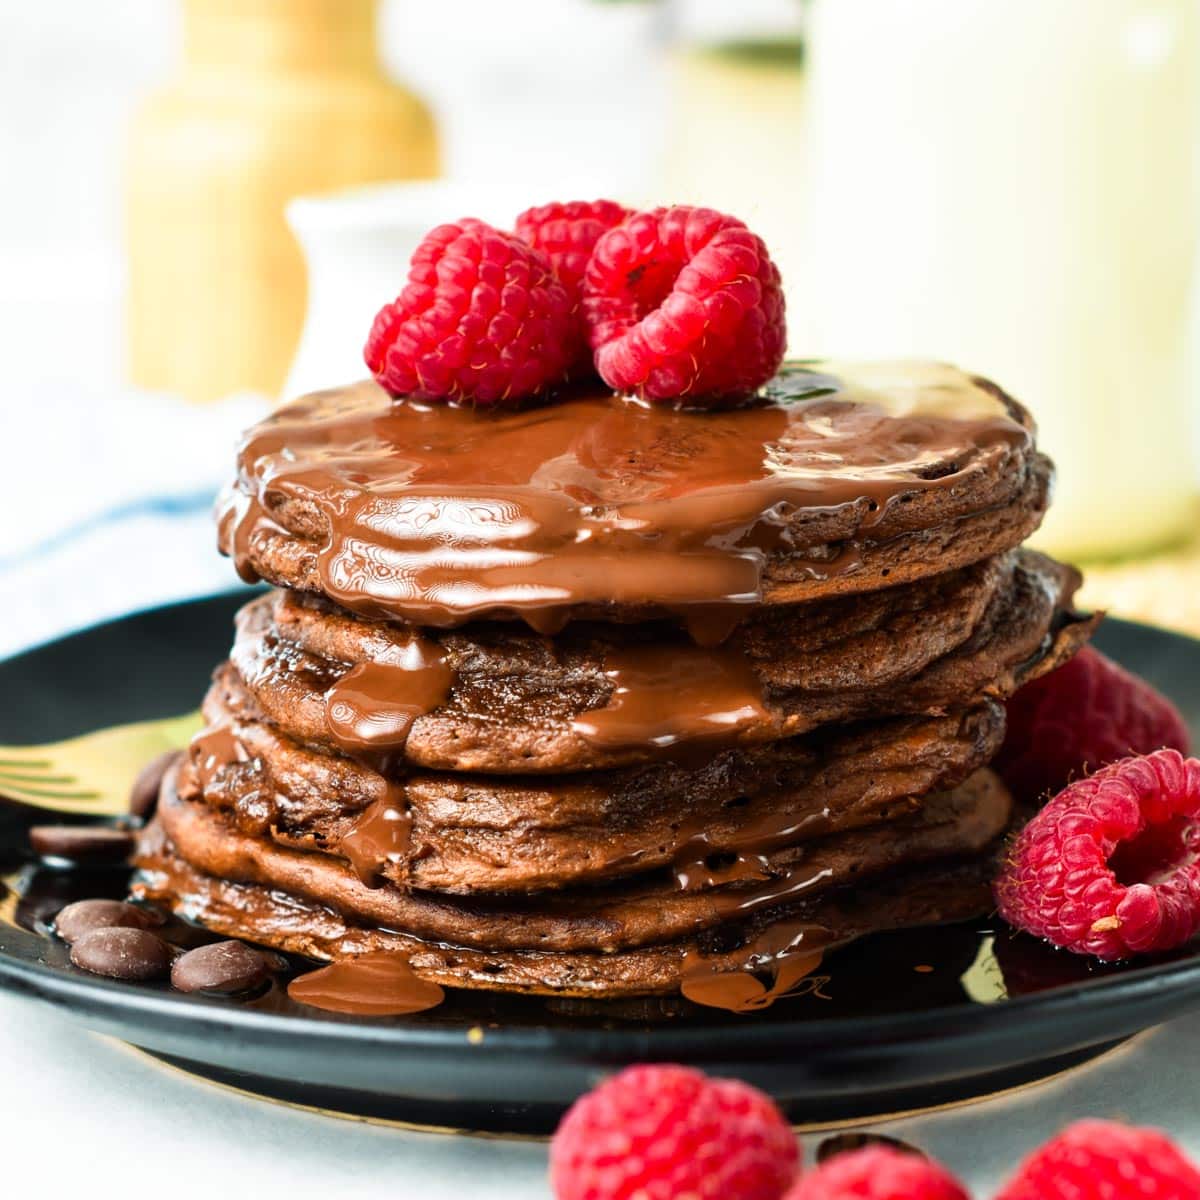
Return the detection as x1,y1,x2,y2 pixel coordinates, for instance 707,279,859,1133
995,646,1191,803
549,1063,799,1200
582,204,787,404
994,748,1200,958
786,1145,969,1200
996,1119,1200,1200
364,218,575,405
514,199,632,374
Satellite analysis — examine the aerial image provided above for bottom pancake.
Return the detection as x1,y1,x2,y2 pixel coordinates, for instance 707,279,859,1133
133,820,1002,1000
133,765,1013,999
142,765,1010,953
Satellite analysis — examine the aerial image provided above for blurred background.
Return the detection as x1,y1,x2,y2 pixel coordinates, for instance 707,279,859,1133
2,0,1198,653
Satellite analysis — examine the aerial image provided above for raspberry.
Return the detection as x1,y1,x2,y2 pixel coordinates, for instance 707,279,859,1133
364,218,575,404
582,205,787,403
994,748,1200,958
515,199,631,295
514,199,632,375
785,1146,969,1200
996,1120,1200,1200
549,1063,799,1200
995,646,1191,802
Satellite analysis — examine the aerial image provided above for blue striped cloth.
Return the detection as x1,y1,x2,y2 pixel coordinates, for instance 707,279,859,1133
1,388,268,658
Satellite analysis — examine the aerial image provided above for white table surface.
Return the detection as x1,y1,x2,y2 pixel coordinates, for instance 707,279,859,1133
0,987,1196,1196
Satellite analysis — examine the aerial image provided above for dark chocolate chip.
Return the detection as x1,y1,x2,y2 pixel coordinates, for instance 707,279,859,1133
54,899,159,944
129,750,181,821
69,927,173,981
171,941,270,995
29,825,135,863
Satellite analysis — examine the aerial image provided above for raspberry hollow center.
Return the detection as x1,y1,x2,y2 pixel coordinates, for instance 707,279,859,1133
1110,814,1200,887
626,258,682,315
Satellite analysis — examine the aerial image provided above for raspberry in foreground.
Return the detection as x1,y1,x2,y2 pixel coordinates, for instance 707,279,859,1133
514,199,632,375
994,748,1200,958
995,646,1190,802
364,218,575,404
996,1119,1200,1200
786,1146,969,1200
582,205,787,403
549,1063,799,1200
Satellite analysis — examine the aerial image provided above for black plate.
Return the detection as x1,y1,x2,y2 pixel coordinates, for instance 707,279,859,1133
1,593,1199,1134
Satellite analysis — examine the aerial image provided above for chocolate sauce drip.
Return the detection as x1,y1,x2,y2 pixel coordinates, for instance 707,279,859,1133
680,921,833,1013
338,791,413,888
571,644,770,752
217,363,1031,634
323,640,453,754
287,951,444,1016
190,727,247,791
671,807,837,892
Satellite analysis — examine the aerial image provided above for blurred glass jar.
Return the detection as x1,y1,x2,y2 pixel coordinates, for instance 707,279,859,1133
798,0,1199,560
126,0,437,403
660,1,806,321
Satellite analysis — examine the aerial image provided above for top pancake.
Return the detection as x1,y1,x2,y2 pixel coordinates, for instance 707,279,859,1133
218,361,1050,635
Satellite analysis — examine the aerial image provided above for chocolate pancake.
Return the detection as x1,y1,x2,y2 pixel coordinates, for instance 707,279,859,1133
226,551,1092,773
143,765,1010,955
188,680,1006,893
218,362,1051,637
134,805,1005,999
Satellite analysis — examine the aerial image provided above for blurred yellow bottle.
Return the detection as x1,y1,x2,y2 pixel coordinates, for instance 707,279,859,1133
126,0,438,402
660,38,806,338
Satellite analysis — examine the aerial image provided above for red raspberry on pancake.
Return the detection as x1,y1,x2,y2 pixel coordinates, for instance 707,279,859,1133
583,205,787,404
514,198,631,374
364,218,575,405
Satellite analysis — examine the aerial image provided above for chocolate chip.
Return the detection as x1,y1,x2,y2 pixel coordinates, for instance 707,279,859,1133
129,750,181,821
29,825,135,863
171,941,270,995
54,899,159,944
69,927,173,981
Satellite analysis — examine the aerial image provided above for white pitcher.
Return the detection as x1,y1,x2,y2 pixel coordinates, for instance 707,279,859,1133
799,0,1199,560
283,181,562,401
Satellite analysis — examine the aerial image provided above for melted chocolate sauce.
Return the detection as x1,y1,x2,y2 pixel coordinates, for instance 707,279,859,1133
287,951,445,1016
671,807,837,892
680,921,833,1013
323,640,453,754
338,792,413,887
571,644,770,752
190,727,247,790
218,363,1030,634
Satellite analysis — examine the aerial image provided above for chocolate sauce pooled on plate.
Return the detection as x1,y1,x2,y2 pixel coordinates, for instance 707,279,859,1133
680,921,833,1013
287,951,445,1016
571,643,771,752
323,639,453,754
218,363,1031,635
337,791,413,887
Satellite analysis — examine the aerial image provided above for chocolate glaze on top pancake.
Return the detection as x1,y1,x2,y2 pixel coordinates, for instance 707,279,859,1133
218,362,1049,638
225,550,1093,773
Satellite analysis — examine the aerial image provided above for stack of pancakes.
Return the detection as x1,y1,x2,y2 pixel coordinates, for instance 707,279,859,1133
134,362,1094,1008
